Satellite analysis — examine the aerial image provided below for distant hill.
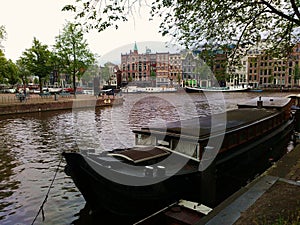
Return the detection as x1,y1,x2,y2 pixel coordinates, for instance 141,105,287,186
98,41,182,66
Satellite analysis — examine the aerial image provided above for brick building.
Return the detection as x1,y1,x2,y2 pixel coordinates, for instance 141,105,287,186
121,43,153,86
169,53,182,86
119,42,300,89
121,43,178,87
246,44,300,88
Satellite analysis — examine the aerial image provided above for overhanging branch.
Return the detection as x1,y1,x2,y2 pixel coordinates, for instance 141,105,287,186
290,0,300,21
259,0,300,25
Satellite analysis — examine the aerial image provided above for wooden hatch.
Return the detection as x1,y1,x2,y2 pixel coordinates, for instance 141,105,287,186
108,146,170,163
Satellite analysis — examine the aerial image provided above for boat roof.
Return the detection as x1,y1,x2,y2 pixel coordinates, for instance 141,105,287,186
134,107,280,140
133,97,291,140
237,97,290,108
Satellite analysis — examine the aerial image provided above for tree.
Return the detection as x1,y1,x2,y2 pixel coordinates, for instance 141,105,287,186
100,63,112,85
0,50,19,85
294,63,300,85
63,0,300,61
176,74,181,87
20,37,52,92
0,25,7,51
54,22,95,93
5,60,19,85
150,70,156,79
81,53,101,85
0,50,7,84
81,64,100,84
16,58,31,87
195,61,212,81
268,75,275,85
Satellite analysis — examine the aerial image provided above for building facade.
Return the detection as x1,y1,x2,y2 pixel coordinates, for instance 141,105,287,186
169,53,182,86
246,44,300,88
121,43,154,86
121,43,174,87
118,42,300,89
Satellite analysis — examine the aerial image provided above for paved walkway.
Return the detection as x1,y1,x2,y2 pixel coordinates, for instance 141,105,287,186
198,139,300,225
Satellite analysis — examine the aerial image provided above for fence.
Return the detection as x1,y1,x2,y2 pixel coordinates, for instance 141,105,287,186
0,93,73,105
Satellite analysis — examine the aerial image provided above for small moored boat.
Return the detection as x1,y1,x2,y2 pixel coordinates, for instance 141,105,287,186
185,86,250,93
122,86,177,94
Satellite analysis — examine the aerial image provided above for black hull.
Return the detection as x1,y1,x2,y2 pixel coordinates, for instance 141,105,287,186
63,153,201,220
184,86,203,93
215,118,294,202
63,118,294,220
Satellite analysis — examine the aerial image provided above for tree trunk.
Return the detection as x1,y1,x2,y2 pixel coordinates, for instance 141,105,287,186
39,75,43,93
73,73,76,95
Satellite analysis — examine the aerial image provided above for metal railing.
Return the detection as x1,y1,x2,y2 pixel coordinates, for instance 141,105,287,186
0,94,74,105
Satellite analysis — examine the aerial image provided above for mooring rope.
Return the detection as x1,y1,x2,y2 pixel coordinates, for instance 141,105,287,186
31,155,64,225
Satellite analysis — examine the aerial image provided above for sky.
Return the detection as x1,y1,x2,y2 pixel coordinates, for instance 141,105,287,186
0,0,174,65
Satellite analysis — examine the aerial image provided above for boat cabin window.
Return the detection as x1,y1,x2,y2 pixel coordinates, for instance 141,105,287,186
228,133,238,148
135,133,200,159
135,134,157,146
136,133,171,148
255,124,262,135
248,127,255,138
171,139,200,159
240,129,248,143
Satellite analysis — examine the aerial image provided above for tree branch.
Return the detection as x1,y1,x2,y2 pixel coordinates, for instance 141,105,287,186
259,0,300,25
230,7,268,66
290,0,300,20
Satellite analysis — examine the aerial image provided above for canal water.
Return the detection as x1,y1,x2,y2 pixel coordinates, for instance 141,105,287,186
0,91,294,225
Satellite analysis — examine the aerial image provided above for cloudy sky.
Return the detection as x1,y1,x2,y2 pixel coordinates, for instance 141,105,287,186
0,0,172,64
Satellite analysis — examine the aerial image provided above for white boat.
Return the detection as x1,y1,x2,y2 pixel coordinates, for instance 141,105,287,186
48,87,63,94
185,86,250,93
122,86,177,94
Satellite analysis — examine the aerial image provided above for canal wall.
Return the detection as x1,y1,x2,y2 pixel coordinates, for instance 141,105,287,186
197,141,300,225
0,96,124,116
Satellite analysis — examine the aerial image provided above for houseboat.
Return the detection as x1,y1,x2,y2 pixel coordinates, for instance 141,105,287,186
185,86,250,93
63,96,294,221
122,86,177,94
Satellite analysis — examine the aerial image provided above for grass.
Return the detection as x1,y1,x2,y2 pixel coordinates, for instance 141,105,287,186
257,210,300,225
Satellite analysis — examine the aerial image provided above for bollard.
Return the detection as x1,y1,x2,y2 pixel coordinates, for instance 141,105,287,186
257,96,263,109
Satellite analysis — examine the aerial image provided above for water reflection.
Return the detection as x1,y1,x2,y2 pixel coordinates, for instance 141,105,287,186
0,91,295,224
0,111,83,224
